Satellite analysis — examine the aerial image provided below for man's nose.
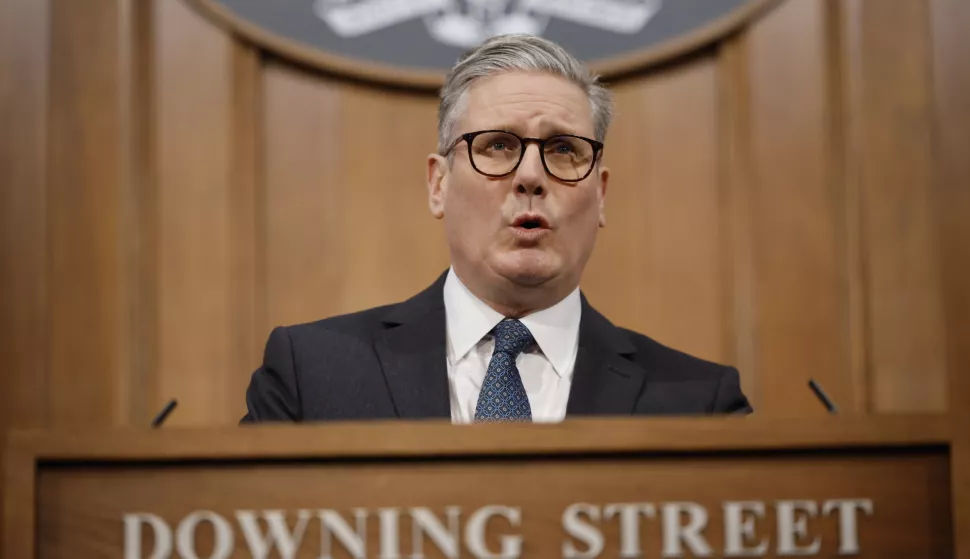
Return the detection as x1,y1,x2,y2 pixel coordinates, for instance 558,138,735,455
513,143,547,197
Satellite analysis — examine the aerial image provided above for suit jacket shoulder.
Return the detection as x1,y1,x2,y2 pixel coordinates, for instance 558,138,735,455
242,275,449,423
619,325,752,415
287,303,394,346
242,273,752,422
620,327,726,380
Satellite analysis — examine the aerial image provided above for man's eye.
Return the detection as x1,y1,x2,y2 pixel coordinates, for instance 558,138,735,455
549,142,575,154
489,142,508,151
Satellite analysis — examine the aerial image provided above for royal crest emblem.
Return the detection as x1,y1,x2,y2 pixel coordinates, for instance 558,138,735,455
189,0,774,87
313,0,663,48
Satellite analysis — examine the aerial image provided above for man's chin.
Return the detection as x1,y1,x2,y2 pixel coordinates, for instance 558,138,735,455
489,254,560,288
504,271,552,287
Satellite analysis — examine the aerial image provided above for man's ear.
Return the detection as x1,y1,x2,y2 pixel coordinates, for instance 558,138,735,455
597,165,610,228
427,153,448,219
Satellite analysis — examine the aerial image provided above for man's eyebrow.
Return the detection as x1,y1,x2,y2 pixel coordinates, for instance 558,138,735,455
485,124,520,134
487,124,583,138
532,122,585,137
544,125,582,137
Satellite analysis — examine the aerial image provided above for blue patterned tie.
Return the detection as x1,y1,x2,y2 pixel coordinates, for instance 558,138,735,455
475,319,535,422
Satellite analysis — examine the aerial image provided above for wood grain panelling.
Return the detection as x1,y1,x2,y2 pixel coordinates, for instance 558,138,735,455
745,0,851,417
834,0,870,416
718,38,761,408
584,57,725,365
226,43,262,423
0,0,50,432
263,65,446,334
333,85,447,310
154,0,233,425
262,62,346,330
931,0,970,412
0,0,51,533
932,0,970,540
47,0,129,427
118,0,158,426
581,78,649,348
847,0,947,413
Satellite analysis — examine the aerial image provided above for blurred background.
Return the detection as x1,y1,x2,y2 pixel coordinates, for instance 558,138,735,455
0,0,967,438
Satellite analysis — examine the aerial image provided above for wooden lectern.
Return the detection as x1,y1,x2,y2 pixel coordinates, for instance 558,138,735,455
4,416,969,558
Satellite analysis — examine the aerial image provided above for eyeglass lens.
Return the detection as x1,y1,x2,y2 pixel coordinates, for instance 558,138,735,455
468,131,595,181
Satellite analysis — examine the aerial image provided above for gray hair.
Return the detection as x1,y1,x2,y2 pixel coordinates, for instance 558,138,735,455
437,34,614,155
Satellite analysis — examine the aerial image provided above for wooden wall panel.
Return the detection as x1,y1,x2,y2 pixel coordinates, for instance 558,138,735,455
930,0,970,412
931,0,970,537
584,58,725,365
744,0,852,416
331,85,447,310
262,63,346,330
847,0,947,413
118,0,158,426
225,43,262,424
0,0,51,433
718,37,761,409
153,0,234,425
580,79,650,352
262,66,446,334
0,0,51,526
46,0,130,427
835,0,871,417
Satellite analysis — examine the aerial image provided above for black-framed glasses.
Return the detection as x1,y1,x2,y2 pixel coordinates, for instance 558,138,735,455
445,130,604,183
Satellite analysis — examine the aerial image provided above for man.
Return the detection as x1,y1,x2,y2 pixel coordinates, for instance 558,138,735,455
242,34,751,423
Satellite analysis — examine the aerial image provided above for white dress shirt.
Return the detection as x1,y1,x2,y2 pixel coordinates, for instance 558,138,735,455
443,268,581,424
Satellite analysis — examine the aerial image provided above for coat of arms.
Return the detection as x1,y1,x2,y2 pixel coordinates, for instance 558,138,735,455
314,0,664,48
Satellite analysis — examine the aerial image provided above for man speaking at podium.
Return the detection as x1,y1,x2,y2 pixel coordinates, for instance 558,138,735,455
243,35,751,424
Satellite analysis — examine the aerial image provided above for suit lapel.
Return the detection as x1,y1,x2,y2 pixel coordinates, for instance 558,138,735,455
566,298,647,416
374,277,646,419
374,273,452,420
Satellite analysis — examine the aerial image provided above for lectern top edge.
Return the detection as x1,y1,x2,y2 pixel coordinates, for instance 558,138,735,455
4,414,953,463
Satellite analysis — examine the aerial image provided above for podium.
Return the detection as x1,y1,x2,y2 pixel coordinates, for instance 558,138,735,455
4,416,968,558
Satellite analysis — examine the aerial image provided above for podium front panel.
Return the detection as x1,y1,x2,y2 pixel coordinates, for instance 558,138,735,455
4,417,965,558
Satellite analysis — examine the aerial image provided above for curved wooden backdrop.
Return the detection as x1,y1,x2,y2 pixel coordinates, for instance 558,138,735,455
186,0,778,89
1,0,968,436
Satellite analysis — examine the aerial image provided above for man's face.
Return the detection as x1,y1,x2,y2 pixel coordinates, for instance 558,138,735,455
427,71,609,304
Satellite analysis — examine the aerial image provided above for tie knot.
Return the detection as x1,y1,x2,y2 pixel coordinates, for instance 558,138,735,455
492,319,535,356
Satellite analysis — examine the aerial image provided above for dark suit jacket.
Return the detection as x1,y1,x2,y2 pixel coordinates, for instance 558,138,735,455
243,273,752,422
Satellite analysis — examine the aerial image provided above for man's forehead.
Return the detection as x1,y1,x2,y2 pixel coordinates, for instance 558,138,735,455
461,71,594,134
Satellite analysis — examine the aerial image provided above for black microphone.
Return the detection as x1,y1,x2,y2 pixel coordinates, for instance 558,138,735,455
808,379,838,414
151,399,178,428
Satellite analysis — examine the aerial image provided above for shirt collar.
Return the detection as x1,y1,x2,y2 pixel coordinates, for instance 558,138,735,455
443,268,582,378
